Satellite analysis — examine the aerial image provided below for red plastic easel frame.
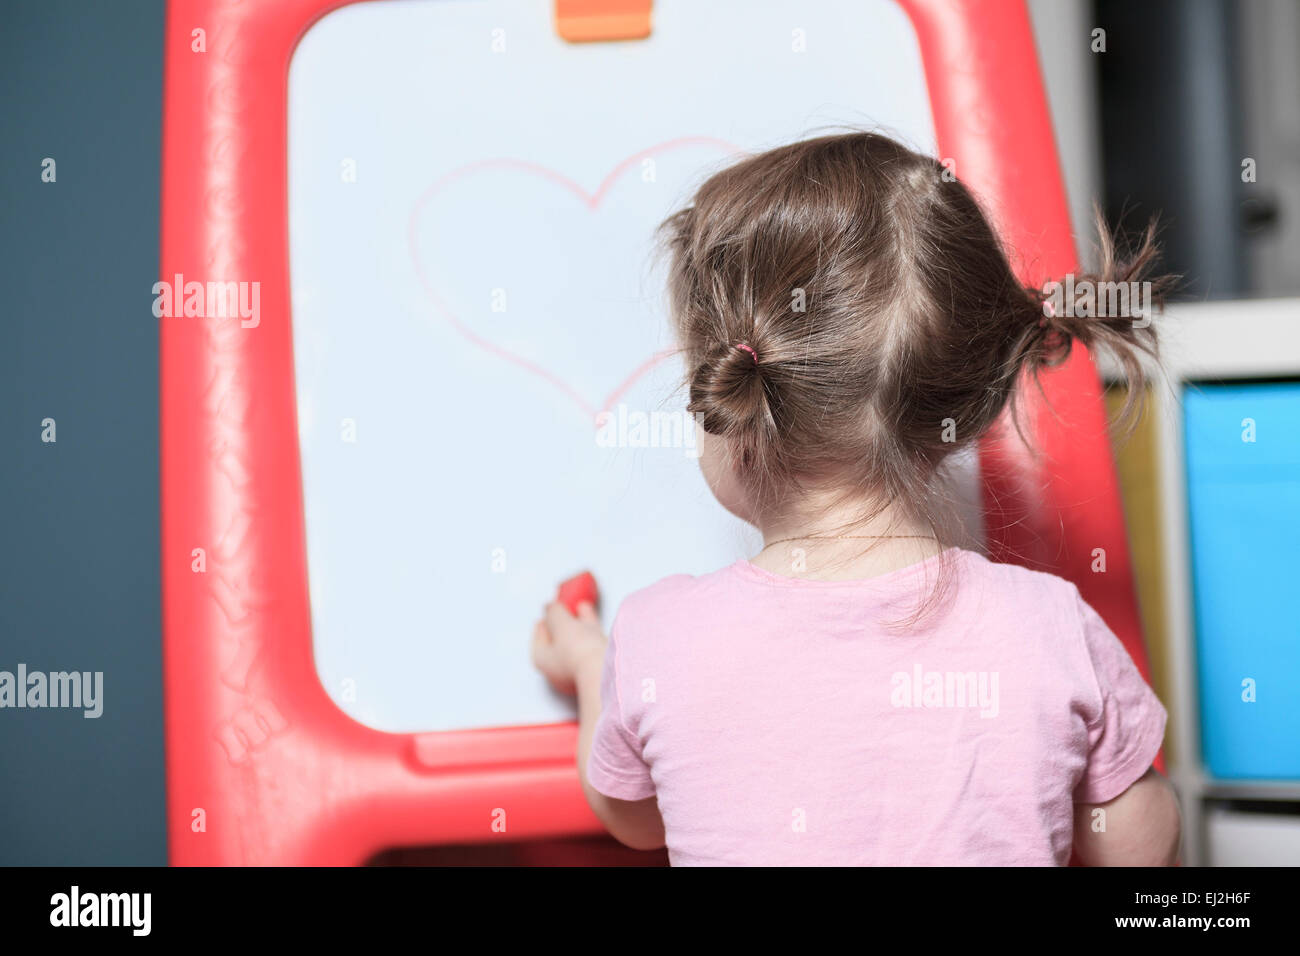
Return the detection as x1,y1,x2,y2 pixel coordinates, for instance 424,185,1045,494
161,0,1156,865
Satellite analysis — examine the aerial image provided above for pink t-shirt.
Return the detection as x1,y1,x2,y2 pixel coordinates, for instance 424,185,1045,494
586,546,1167,866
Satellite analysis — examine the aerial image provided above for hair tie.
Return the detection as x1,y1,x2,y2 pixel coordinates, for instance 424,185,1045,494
734,343,759,364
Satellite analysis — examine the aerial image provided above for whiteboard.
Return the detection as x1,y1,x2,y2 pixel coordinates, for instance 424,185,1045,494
287,0,939,733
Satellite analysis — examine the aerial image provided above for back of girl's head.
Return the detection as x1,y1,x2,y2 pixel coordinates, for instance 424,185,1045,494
657,130,1171,543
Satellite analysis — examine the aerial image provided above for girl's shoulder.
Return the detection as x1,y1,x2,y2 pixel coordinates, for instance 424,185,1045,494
958,549,1129,661
615,567,721,618
610,562,753,641
959,548,1084,600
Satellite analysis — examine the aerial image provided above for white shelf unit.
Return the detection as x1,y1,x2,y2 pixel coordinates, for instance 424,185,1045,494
1098,296,1300,865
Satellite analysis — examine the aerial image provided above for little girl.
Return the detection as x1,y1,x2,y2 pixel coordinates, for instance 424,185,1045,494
530,131,1179,866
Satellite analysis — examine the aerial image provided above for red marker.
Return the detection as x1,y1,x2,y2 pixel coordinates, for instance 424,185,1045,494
557,571,599,614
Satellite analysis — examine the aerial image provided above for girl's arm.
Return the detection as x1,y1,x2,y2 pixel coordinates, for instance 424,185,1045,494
533,601,666,851
1072,767,1182,866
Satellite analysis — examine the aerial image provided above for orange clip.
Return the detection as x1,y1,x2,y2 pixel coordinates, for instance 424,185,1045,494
554,0,652,43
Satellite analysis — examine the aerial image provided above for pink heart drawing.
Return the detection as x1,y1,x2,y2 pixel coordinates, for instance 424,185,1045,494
406,136,743,420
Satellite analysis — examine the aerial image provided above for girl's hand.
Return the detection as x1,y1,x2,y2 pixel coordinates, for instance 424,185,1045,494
531,600,607,697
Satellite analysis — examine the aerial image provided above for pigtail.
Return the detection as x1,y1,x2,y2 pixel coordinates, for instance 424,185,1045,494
687,338,783,494
1020,206,1177,442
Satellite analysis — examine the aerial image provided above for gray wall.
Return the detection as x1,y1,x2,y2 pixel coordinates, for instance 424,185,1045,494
0,0,166,865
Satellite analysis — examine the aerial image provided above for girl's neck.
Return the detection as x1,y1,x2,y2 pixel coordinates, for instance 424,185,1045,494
750,494,946,582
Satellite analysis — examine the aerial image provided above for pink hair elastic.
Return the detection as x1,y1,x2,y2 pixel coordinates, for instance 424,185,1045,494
734,343,759,364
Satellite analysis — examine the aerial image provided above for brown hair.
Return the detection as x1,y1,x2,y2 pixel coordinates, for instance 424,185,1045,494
656,130,1173,619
